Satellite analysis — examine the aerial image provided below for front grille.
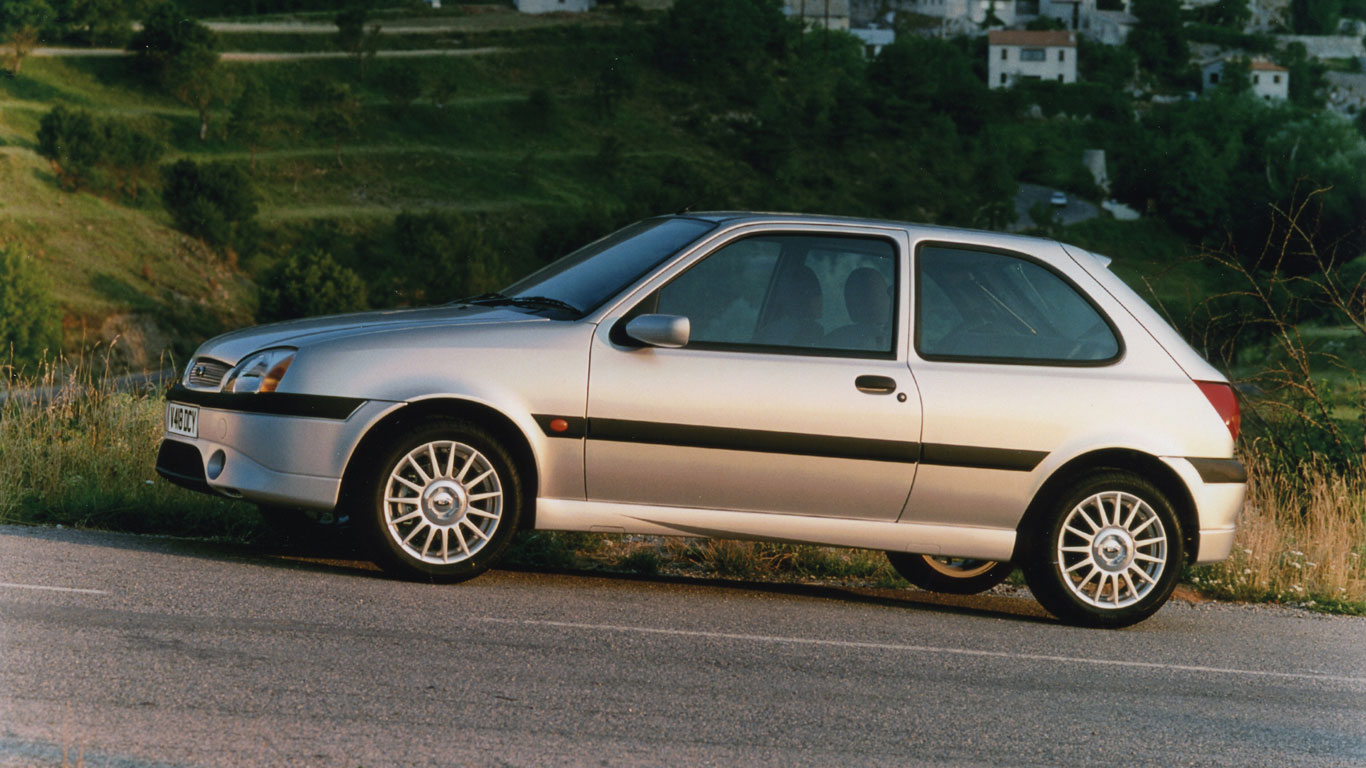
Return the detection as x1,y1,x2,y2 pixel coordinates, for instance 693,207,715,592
186,358,230,389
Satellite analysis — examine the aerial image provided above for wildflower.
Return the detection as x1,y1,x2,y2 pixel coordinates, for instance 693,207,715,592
1290,550,1304,557
1305,562,1317,568
1289,562,1302,569
1242,568,1252,575
1242,548,1253,555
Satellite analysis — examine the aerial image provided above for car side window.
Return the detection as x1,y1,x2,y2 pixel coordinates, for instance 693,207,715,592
652,234,898,356
916,245,1120,363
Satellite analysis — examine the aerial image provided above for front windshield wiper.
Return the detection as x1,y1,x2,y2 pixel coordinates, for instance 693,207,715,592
461,292,581,317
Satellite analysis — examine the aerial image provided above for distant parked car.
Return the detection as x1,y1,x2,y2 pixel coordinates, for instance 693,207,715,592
1050,191,1068,207
157,213,1244,627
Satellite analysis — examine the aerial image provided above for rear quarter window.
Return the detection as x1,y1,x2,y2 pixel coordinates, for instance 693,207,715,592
915,245,1121,365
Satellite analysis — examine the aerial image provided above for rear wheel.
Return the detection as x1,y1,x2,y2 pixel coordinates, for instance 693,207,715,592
358,419,522,582
886,552,1014,595
1022,471,1183,628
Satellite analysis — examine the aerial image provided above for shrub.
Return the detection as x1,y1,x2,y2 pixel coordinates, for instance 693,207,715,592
382,211,502,304
0,244,63,366
161,159,259,254
36,105,103,190
35,106,165,197
256,248,368,321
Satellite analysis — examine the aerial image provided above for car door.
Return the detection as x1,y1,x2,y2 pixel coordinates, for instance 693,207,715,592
901,238,1128,531
584,225,921,521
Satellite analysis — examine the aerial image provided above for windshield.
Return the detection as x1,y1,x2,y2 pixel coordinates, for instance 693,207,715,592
502,217,717,315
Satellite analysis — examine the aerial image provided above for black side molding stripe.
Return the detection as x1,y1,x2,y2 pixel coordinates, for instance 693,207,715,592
589,418,922,463
920,443,1047,472
534,415,1046,471
166,384,364,420
1187,457,1247,484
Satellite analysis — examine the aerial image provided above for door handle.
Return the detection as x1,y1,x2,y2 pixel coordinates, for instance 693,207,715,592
855,375,897,394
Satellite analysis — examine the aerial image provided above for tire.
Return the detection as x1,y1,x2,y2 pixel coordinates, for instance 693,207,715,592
357,419,523,583
886,552,1014,595
1022,471,1184,629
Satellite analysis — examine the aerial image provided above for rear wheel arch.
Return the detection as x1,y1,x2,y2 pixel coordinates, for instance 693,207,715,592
340,398,540,530
1013,448,1198,564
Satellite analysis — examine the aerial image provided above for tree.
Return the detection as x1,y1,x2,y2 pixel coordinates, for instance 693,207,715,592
303,79,361,169
1,0,55,75
0,245,62,365
1219,56,1252,95
127,1,216,82
653,0,795,97
1291,0,1342,33
256,249,368,321
228,80,271,172
1127,0,1188,83
166,41,237,141
1277,42,1328,109
334,4,381,80
161,159,258,253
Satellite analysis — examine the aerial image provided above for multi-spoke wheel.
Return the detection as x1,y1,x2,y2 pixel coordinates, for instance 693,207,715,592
1023,471,1183,628
361,419,522,582
886,552,1014,595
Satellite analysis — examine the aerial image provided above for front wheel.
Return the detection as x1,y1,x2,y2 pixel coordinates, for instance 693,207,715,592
358,419,522,583
886,552,1014,595
1022,471,1184,628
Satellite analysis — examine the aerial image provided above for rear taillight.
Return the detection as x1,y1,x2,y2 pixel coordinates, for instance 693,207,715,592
1195,380,1240,442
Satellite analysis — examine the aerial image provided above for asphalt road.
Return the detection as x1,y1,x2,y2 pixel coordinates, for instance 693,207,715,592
1011,183,1101,232
2,525,1363,767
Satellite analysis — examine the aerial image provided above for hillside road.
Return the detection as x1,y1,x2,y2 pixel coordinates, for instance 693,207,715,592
1,525,1363,767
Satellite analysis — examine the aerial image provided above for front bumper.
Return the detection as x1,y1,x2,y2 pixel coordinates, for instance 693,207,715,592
155,386,399,510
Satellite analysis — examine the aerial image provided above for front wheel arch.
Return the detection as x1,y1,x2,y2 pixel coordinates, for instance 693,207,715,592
1013,449,1198,566
339,398,539,530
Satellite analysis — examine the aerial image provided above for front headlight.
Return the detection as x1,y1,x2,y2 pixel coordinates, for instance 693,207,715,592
222,348,296,394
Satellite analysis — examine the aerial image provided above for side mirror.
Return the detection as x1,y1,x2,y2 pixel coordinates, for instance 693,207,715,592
624,314,690,349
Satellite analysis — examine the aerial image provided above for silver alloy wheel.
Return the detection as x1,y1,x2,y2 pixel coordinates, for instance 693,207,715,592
922,557,1000,579
382,440,503,565
1056,490,1167,609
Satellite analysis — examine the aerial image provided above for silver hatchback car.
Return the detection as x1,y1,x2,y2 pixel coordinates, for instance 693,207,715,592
157,213,1245,627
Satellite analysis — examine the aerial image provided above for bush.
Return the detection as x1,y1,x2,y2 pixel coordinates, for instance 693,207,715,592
256,248,368,321
381,211,503,305
35,106,165,197
161,159,259,254
0,245,63,366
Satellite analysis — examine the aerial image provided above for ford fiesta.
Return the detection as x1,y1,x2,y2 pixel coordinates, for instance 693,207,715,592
157,213,1245,628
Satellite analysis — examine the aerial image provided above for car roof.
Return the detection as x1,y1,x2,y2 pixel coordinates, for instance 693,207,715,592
672,211,1063,253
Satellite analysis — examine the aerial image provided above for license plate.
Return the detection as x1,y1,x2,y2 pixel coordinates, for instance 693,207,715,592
167,403,199,438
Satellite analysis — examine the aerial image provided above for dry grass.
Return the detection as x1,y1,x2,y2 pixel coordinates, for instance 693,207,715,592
1189,456,1366,613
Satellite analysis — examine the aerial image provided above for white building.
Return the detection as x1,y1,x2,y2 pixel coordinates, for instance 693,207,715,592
784,0,852,30
515,0,595,13
1200,57,1289,101
988,29,1077,88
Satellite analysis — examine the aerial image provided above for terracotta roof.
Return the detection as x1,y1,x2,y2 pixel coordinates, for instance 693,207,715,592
1249,59,1287,72
987,30,1076,47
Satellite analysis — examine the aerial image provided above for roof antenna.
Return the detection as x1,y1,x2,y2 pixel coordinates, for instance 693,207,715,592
675,201,698,215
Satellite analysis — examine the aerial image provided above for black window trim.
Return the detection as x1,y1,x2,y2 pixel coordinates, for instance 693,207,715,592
615,229,905,362
912,240,1126,368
